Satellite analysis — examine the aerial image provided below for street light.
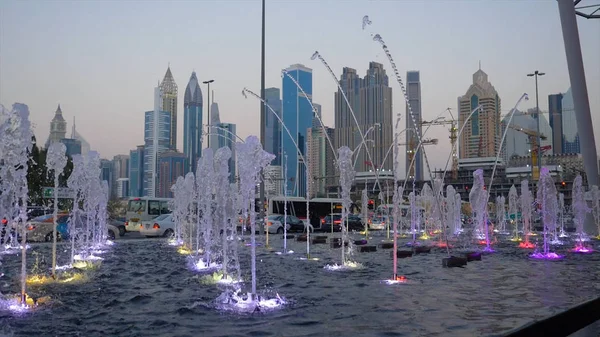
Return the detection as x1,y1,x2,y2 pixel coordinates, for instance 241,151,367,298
527,70,545,180
203,79,215,148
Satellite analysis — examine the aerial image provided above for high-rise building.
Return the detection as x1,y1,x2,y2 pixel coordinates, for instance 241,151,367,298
307,126,335,197
129,145,145,197
312,103,322,129
45,104,67,148
209,100,221,153
116,178,129,199
111,154,130,199
160,66,178,150
458,68,501,159
143,87,171,197
183,71,203,173
264,165,283,196
212,122,237,183
282,64,313,197
100,159,113,194
406,71,423,180
71,117,91,156
548,93,564,154
265,87,282,165
157,151,186,198
334,62,393,173
60,138,81,157
561,88,581,154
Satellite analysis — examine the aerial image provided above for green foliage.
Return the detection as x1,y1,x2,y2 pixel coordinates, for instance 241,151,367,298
26,136,74,207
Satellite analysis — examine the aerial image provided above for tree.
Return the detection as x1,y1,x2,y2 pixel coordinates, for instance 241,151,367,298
26,136,74,207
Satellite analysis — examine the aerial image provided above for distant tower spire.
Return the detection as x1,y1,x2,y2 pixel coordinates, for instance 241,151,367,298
72,116,76,138
479,60,481,70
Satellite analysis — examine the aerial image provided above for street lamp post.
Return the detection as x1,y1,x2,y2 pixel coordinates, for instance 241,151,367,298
527,70,545,180
259,0,266,236
203,79,215,149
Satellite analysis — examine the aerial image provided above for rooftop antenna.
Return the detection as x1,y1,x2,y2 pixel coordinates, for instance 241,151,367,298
479,60,481,70
71,116,76,138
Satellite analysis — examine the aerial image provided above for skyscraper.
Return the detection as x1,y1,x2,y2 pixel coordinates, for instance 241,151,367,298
307,126,335,197
183,71,203,173
312,103,322,129
157,151,187,198
334,62,393,173
45,104,67,148
129,145,145,197
548,93,564,154
100,159,113,194
111,154,130,199
143,87,171,197
265,87,282,165
282,64,313,197
458,68,501,159
406,71,423,180
561,87,581,154
160,66,178,150
209,100,221,153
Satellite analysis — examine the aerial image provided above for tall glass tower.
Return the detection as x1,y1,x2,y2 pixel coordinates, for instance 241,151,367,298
406,71,423,180
282,64,313,197
265,87,282,165
183,71,203,173
143,87,171,197
160,66,178,150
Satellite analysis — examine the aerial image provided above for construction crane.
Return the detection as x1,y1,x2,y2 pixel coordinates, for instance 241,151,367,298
400,138,438,179
507,124,547,180
421,109,458,180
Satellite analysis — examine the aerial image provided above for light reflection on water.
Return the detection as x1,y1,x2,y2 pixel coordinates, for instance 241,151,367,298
0,235,598,336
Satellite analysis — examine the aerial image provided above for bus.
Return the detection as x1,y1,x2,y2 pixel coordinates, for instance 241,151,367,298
125,197,173,232
267,196,357,222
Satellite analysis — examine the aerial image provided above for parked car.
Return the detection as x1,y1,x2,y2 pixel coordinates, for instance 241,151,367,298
320,214,342,232
110,218,126,236
25,213,70,242
268,214,311,233
263,215,291,234
370,216,392,231
107,223,120,240
140,214,175,237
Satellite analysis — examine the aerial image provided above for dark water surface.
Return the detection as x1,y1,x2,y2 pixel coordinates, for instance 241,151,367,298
1,233,599,337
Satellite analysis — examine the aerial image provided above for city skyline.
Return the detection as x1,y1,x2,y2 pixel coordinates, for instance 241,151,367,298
2,1,599,177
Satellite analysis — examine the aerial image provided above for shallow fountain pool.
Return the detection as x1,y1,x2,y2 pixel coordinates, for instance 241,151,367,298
1,235,599,336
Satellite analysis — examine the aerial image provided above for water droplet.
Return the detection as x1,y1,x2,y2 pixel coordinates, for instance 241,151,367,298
362,15,372,30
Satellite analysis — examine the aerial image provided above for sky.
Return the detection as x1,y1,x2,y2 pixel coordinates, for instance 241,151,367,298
1,0,599,177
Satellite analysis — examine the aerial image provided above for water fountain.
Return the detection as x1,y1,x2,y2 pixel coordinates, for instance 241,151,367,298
419,184,432,241
550,192,565,246
219,136,278,310
0,103,33,308
361,187,369,238
531,168,563,260
445,185,458,240
470,169,492,252
46,142,68,278
508,185,520,242
195,149,220,271
169,176,186,247
558,193,568,238
519,180,535,249
572,175,592,253
495,195,509,235
325,147,360,271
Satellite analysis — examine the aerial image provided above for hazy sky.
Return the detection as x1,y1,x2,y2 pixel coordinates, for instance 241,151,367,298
1,0,599,176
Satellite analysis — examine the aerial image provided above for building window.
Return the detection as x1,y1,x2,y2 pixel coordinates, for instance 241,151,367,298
471,94,479,136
